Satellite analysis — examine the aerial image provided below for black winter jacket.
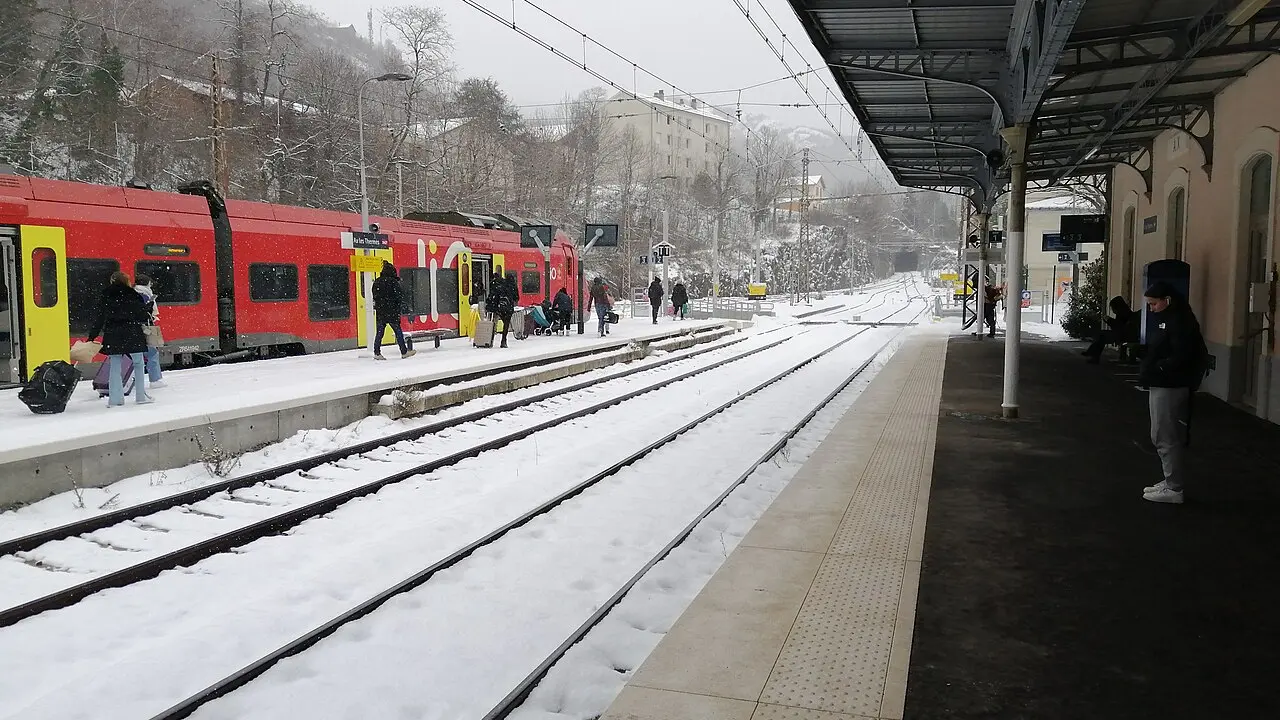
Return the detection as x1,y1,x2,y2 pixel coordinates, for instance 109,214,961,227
671,284,688,308
1139,304,1208,389
87,283,149,355
372,269,404,319
486,275,518,315
648,280,664,304
552,290,574,316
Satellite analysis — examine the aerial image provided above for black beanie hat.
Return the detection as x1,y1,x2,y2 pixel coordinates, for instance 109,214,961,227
1143,281,1178,300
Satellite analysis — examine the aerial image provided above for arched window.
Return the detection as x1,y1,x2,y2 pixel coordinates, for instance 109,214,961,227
1167,187,1187,260
1123,207,1136,301
1242,155,1273,408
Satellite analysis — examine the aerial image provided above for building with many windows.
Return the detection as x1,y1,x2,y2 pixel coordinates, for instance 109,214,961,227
605,91,734,186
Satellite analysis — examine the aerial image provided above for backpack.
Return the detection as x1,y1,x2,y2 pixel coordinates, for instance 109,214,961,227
19,361,81,414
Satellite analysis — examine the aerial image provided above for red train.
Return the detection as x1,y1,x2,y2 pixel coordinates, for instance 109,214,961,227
0,173,578,385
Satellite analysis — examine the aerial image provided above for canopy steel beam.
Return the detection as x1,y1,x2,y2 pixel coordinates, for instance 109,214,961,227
1006,0,1089,123
1051,0,1246,182
1053,10,1280,77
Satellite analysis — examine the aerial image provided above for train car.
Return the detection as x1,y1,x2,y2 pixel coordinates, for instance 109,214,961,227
0,174,578,385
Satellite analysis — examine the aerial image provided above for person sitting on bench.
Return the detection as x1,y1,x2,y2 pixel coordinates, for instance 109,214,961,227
1082,296,1135,363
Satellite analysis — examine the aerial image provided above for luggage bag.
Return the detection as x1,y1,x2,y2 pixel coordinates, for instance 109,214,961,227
473,319,496,348
93,355,136,397
511,308,530,340
19,360,81,414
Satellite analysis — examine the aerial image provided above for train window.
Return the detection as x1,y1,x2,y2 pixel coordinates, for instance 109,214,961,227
399,267,459,316
67,258,119,334
32,248,58,308
249,263,298,302
434,269,459,315
521,270,540,295
136,261,201,305
307,265,350,321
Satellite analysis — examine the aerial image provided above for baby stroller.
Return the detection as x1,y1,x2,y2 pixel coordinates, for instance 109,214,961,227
530,303,554,335
542,300,572,335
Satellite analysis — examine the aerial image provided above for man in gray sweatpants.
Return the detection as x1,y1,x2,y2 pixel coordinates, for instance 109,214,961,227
1138,282,1207,504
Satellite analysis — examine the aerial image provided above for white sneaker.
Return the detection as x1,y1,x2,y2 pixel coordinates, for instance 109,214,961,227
1143,487,1183,504
149,380,167,388
1143,480,1169,494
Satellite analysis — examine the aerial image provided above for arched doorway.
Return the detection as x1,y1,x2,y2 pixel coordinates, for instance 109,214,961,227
1123,207,1136,301
1167,187,1187,260
1242,155,1272,409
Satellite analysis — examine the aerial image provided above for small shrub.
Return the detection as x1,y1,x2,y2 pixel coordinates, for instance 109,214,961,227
1060,258,1107,340
195,426,243,478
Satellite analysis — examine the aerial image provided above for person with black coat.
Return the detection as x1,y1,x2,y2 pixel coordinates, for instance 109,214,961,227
1138,281,1208,505
486,271,518,348
586,277,611,337
647,277,664,324
86,271,153,407
371,262,416,360
1082,296,1135,363
552,287,574,328
670,282,689,320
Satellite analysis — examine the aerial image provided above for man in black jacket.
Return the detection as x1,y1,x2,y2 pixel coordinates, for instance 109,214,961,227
1138,281,1208,504
647,277,664,324
371,262,415,360
486,271,518,348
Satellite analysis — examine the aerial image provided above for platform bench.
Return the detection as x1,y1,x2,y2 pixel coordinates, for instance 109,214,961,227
406,329,455,350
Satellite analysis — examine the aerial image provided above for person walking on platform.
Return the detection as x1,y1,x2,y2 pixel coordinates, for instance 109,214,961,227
671,281,689,320
586,277,611,338
487,271,518,348
647,277,664,324
87,272,153,407
1139,281,1208,505
133,274,165,387
372,262,416,360
982,282,1001,338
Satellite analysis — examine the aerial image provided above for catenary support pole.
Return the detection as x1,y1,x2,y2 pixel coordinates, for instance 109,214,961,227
1001,124,1030,419
661,209,670,312
357,80,376,359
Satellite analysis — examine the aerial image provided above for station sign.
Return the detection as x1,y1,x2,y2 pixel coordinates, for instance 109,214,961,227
349,255,384,273
344,230,390,250
584,224,619,249
940,272,959,282
653,241,674,257
521,225,555,249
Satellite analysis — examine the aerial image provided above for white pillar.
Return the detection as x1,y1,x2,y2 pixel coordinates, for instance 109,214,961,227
1000,124,1030,419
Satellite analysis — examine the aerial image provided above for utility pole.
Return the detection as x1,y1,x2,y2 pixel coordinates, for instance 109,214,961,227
798,146,811,303
210,55,229,195
712,158,722,299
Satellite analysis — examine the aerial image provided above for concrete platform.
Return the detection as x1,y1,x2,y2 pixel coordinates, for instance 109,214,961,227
905,336,1280,719
0,318,734,508
601,330,948,720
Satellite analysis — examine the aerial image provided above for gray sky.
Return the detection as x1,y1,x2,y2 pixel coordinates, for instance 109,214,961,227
304,0,846,129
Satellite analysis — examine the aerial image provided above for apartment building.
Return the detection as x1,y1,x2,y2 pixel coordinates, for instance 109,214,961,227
606,90,734,186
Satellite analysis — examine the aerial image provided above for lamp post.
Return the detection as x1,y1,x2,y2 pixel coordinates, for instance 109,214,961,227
654,175,678,315
357,72,411,357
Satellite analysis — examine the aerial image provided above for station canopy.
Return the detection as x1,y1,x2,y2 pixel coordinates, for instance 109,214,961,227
785,0,1280,203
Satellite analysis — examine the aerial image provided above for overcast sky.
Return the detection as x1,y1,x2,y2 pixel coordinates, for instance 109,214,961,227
304,0,846,129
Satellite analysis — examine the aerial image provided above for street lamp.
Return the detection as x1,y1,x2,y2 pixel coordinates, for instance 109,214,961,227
654,175,678,313
357,72,412,358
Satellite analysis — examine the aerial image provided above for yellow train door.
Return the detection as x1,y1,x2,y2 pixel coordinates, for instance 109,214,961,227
457,248,474,337
12,225,70,381
354,248,395,348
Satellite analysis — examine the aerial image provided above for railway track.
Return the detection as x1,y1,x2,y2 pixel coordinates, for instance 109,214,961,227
0,328,806,628
144,322,908,720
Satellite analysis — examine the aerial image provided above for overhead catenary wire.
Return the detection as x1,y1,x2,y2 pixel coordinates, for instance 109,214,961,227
728,0,888,188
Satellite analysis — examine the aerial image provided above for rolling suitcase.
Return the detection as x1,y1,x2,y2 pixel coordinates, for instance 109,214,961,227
93,355,136,397
473,319,496,348
19,361,81,414
511,308,530,340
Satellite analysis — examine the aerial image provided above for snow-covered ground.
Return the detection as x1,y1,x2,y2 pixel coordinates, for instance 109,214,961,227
0,317,726,465
0,274,934,720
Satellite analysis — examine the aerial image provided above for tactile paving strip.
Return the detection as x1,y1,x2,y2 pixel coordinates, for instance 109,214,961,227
755,336,946,719
752,701,877,719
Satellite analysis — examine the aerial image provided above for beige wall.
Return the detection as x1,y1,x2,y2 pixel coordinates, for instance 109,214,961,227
1024,206,1104,300
1108,54,1279,409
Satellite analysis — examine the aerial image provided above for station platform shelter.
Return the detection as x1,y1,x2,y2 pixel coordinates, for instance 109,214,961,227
601,330,1280,720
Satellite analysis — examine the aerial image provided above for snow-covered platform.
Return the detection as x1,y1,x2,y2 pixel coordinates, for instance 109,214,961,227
0,318,734,508
601,330,947,720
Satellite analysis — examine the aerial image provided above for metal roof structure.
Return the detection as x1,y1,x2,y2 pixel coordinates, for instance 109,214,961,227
785,0,1280,207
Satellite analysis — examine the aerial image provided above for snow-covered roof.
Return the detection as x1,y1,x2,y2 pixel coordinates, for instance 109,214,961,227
607,91,731,123
1027,194,1100,211
142,74,319,116
785,175,824,186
